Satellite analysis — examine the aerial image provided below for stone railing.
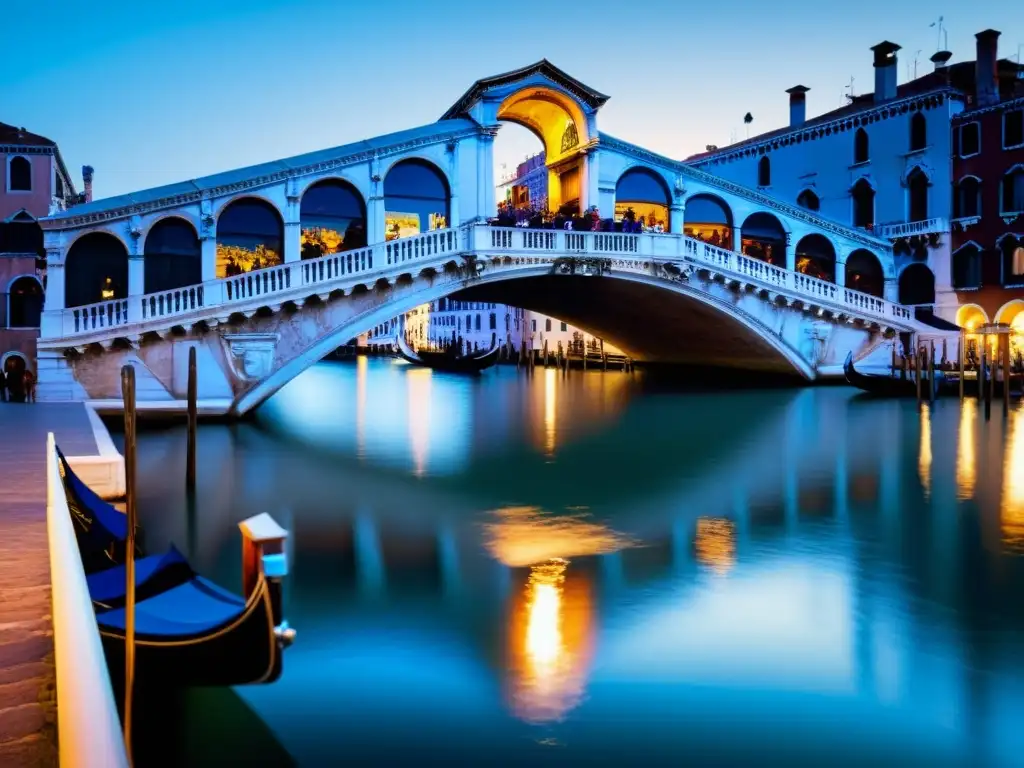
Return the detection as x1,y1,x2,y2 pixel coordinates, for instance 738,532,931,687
46,432,130,768
50,222,915,342
56,228,462,338
874,217,949,239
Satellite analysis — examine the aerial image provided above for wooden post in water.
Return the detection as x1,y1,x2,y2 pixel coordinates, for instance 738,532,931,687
958,330,965,400
1004,333,1012,414
543,339,549,367
984,342,992,420
901,352,907,381
989,335,996,409
120,364,138,756
979,344,986,402
928,340,936,402
186,346,197,491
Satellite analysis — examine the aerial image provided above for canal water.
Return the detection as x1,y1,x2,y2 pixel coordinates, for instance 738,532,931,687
125,357,1024,766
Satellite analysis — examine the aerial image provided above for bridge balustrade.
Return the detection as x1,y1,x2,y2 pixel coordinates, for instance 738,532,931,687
53,221,912,342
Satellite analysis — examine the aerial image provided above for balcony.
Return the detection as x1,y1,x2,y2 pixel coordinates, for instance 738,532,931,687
873,218,948,239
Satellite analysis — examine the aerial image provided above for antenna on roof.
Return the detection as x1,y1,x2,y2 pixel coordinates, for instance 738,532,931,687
929,17,947,52
912,50,922,80
844,76,856,104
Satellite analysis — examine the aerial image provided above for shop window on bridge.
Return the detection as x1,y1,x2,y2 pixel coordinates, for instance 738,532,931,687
952,245,982,289
614,168,670,231
216,198,283,278
794,234,836,283
144,217,201,294
909,112,927,152
384,159,450,241
1002,236,1024,286
853,128,869,164
8,156,31,192
300,179,367,259
1003,168,1024,214
0,214,43,256
796,189,820,212
65,232,129,308
740,212,786,267
907,168,929,222
844,250,884,297
7,276,43,328
683,194,733,249
954,177,981,219
757,156,771,187
898,263,935,306
851,179,875,230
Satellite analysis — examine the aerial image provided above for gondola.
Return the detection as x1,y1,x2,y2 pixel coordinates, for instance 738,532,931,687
843,352,921,397
56,445,293,687
396,332,500,373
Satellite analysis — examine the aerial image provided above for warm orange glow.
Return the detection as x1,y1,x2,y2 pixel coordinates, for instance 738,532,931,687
544,367,557,457
407,368,431,477
506,559,594,723
483,506,634,568
957,398,977,500
216,243,281,278
918,403,932,499
695,517,735,575
301,226,344,255
355,355,368,459
1002,407,1024,553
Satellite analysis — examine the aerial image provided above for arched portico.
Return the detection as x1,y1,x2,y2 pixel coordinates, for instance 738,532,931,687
795,234,836,283
684,194,734,249
65,231,129,308
898,263,935,306
740,212,786,267
6,274,44,328
615,167,671,231
844,250,884,297
957,303,990,365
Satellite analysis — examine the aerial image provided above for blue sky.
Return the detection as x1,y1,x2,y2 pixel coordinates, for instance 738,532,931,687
3,0,1021,199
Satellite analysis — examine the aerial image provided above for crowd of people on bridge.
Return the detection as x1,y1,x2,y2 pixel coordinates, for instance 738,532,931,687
492,203,666,233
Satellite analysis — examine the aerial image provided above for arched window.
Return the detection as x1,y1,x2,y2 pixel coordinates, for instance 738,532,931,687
215,198,284,278
952,245,982,289
383,159,450,240
795,235,836,282
1003,168,1024,214
844,250,884,297
954,177,981,219
796,190,820,211
683,194,734,249
909,113,927,152
7,276,43,327
758,156,771,187
8,156,31,191
898,263,935,306
65,232,129,308
615,168,671,230
1001,236,1024,284
300,179,367,259
3,354,27,402
854,128,869,164
144,218,201,293
739,212,786,267
852,179,875,229
0,213,43,256
907,168,929,222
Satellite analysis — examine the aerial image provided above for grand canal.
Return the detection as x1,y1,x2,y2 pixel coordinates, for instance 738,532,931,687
124,357,1024,766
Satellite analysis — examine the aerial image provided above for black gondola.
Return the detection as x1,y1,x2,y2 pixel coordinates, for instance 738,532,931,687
56,444,293,687
843,352,920,397
396,332,500,373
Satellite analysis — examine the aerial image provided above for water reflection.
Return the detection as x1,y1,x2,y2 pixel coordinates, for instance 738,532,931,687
694,517,735,575
544,368,557,457
958,398,977,500
918,403,932,498
1003,407,1024,553
482,506,634,567
407,368,431,477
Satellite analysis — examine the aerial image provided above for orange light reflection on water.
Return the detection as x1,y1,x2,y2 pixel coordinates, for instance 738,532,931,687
1002,406,1024,553
918,403,932,499
957,398,977,500
695,517,735,575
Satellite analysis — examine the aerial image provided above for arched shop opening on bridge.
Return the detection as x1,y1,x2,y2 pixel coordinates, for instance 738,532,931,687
898,263,935,307
383,159,450,240
6,275,43,328
615,168,671,231
956,304,989,362
794,234,836,283
144,217,201,294
300,179,367,258
739,212,786,268
65,232,128,308
844,250,884,297
216,197,284,278
683,194,733,250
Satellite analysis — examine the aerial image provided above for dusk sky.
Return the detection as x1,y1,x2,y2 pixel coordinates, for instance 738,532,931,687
3,0,1021,200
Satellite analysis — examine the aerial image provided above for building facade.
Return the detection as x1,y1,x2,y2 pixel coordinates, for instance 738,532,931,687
0,121,86,394
949,30,1024,352
685,32,1024,327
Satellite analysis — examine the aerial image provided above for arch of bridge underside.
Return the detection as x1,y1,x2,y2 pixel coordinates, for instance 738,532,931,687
227,265,820,415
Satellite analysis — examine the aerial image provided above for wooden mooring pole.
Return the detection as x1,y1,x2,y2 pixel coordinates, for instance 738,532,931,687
915,346,922,405
958,330,965,401
120,364,139,757
1004,333,1012,415
928,340,936,403
186,346,197,491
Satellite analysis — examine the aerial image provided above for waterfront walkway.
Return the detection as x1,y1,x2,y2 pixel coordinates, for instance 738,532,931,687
0,403,99,766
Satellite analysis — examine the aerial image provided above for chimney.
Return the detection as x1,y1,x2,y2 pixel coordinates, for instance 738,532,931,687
871,41,901,102
786,86,810,127
975,29,1000,107
930,50,952,71
82,165,94,203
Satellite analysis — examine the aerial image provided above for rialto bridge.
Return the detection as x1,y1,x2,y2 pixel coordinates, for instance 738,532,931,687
36,61,944,412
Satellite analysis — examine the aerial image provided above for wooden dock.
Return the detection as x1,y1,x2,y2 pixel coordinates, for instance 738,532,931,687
0,403,101,766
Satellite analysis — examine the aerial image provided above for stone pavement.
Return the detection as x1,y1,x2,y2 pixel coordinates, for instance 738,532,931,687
0,402,100,766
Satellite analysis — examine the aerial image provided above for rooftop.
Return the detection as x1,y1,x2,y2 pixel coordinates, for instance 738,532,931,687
0,121,56,148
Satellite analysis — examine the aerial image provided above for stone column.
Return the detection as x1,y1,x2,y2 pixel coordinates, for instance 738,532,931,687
447,141,460,227
200,200,217,281
670,202,685,234
284,179,301,263
734,227,743,254
368,156,385,245
40,247,65,340
547,167,561,214
127,218,145,321
479,130,496,218
883,277,899,302
835,256,847,287
785,233,796,271
583,150,599,214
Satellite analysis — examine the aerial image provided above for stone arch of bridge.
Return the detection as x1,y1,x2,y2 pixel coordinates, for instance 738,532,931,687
229,267,815,415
